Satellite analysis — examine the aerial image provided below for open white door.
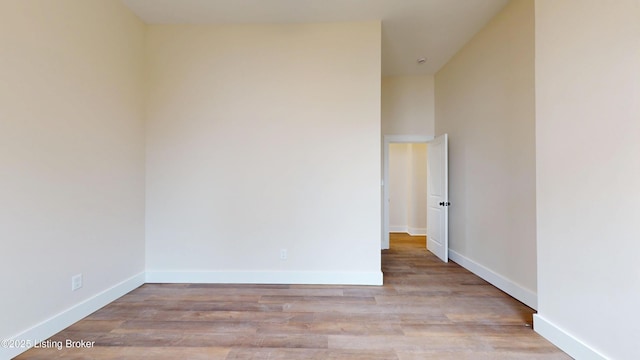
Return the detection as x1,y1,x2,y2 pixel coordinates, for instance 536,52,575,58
427,134,449,262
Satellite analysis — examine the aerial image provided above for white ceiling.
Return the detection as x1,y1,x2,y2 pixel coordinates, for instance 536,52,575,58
121,0,508,76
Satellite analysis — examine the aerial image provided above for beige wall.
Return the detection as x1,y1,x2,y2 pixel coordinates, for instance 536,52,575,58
0,0,146,349
382,75,435,136
389,144,411,230
145,22,382,283
409,144,427,233
534,1,640,358
435,0,536,306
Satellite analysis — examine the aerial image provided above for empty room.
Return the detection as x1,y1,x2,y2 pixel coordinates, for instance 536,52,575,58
1,0,638,359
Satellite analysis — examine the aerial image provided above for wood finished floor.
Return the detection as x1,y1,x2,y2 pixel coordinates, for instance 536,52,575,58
16,234,570,359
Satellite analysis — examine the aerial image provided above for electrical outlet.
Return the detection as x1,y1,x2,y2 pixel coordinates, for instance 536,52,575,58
280,249,287,260
71,274,83,291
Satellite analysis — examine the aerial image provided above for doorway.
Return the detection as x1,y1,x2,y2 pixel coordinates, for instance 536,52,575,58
388,143,427,235
382,135,432,250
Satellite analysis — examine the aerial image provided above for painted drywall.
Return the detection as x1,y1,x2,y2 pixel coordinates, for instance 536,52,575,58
389,144,427,235
145,22,382,284
408,144,427,235
389,144,410,231
434,0,537,307
382,75,435,136
534,1,640,358
0,0,146,354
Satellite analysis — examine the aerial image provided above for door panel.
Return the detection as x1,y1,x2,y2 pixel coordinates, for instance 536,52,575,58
427,134,448,262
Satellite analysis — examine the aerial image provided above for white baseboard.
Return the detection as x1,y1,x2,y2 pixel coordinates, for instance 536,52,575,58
389,226,408,233
448,249,537,309
534,314,607,360
390,227,426,236
2,272,145,360
146,270,383,286
408,227,426,236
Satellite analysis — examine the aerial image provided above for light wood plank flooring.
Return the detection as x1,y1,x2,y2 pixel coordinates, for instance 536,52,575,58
16,234,570,359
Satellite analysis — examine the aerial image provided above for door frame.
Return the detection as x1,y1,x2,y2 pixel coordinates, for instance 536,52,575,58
382,134,434,249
